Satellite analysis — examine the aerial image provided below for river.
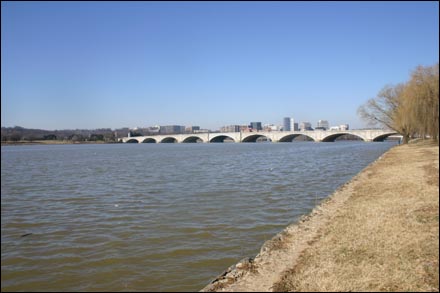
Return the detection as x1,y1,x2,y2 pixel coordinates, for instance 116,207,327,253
1,141,396,291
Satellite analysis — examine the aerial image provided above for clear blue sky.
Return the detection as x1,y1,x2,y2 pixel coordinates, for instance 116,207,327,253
1,1,438,130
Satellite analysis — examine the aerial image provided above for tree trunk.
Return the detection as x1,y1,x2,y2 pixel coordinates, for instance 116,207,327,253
402,134,410,144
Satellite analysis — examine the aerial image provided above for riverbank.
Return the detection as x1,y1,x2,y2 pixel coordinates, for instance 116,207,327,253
201,140,439,292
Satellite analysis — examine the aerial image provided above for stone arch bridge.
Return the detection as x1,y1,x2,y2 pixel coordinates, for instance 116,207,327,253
121,130,398,143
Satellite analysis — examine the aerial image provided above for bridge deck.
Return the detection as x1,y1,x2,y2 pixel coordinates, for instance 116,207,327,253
121,130,398,143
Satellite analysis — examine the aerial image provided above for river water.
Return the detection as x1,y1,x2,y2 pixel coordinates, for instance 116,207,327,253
1,141,396,291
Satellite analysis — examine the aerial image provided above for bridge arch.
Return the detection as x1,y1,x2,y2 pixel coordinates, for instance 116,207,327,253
279,134,315,142
321,133,366,142
142,138,157,143
126,138,140,143
182,136,204,143
161,137,178,143
209,135,235,143
242,134,272,143
372,132,399,142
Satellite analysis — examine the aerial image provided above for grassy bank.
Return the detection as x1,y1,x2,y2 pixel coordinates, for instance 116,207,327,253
202,141,438,292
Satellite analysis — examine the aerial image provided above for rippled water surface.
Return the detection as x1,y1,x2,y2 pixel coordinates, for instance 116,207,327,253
1,141,396,291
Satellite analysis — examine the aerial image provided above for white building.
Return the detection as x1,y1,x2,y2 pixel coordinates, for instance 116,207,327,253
147,125,160,133
317,120,329,130
329,124,350,131
339,124,349,131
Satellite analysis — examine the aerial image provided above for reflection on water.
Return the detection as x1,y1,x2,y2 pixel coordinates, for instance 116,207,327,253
1,141,396,291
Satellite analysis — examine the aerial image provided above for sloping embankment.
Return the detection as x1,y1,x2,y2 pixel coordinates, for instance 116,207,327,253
201,141,439,292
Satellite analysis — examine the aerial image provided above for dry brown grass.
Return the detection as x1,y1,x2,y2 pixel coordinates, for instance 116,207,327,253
423,164,439,187
261,231,291,252
273,142,439,292
237,259,258,274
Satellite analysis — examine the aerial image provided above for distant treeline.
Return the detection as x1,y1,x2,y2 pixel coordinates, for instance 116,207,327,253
0,126,178,142
0,126,132,142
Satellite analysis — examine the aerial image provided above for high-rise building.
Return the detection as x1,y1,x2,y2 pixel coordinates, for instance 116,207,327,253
283,117,291,131
299,122,313,131
283,117,297,131
249,122,262,131
292,122,299,131
317,120,329,130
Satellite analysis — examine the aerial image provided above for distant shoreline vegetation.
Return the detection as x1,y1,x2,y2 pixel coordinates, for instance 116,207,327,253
1,126,125,144
1,139,118,146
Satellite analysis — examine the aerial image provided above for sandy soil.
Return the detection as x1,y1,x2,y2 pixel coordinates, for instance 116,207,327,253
201,141,439,292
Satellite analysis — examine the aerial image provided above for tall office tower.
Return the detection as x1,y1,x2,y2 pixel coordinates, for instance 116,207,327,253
289,118,296,131
250,122,262,131
283,117,291,131
293,122,299,131
283,117,296,131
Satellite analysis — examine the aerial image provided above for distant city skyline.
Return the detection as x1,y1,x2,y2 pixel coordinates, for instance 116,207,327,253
1,1,439,131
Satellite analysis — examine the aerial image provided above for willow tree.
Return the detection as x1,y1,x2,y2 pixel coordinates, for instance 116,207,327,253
357,83,413,143
358,63,439,144
403,63,439,141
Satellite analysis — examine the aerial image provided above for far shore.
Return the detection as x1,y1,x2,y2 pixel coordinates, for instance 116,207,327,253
1,140,120,146
202,139,439,292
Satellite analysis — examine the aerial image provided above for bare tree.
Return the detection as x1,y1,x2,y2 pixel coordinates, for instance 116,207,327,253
357,83,413,143
358,63,439,144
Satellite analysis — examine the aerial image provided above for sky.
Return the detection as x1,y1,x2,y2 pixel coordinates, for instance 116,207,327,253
1,1,439,131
